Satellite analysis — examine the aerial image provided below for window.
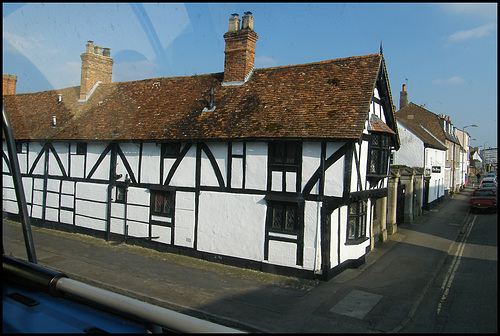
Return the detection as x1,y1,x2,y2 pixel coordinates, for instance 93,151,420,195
151,190,175,217
368,133,391,175
15,142,24,153
269,142,300,166
76,142,87,155
161,143,181,158
267,201,299,233
347,200,367,242
115,186,126,203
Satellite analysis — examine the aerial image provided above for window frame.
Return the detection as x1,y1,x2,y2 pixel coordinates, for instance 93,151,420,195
161,143,181,159
346,199,368,244
269,142,301,169
150,189,175,218
76,142,87,155
115,186,127,203
265,199,303,235
367,133,391,177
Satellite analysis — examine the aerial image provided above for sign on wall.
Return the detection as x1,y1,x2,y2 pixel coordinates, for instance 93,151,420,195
432,166,441,173
484,149,498,165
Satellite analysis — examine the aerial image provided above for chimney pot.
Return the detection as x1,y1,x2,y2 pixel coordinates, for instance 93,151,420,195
94,45,102,55
102,48,111,57
86,41,94,53
242,12,254,30
228,14,241,32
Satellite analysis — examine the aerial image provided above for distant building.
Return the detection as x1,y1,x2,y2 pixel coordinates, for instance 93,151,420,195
393,85,447,209
395,92,465,195
482,148,498,172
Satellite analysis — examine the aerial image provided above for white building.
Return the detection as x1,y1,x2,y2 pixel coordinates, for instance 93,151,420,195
3,13,400,280
393,117,447,209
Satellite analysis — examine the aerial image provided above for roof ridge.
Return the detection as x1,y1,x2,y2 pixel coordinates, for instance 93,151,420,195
109,72,223,86
256,53,381,71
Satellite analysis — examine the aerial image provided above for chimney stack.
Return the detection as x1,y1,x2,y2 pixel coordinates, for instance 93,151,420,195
3,74,17,95
399,83,408,110
79,40,113,100
223,12,258,85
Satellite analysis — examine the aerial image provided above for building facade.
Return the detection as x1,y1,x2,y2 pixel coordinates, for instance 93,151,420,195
3,13,400,280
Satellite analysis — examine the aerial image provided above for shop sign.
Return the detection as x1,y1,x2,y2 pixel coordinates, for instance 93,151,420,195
432,166,441,173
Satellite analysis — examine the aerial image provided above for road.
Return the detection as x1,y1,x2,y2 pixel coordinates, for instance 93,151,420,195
403,209,498,333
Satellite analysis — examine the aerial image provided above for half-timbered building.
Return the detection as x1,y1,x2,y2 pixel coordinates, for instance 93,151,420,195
3,13,399,280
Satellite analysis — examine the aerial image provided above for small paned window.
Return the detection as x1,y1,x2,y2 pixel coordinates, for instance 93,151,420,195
267,201,299,233
76,142,87,155
269,142,300,166
115,186,127,203
347,200,367,242
15,142,24,153
368,134,391,176
151,190,175,217
162,143,181,158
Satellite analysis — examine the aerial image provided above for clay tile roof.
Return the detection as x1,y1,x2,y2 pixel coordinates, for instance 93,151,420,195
396,102,461,147
3,53,386,142
368,114,396,135
396,117,447,150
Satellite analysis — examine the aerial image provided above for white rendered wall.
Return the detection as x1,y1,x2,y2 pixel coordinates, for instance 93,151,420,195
140,143,160,184
304,200,321,271
174,191,196,248
393,122,425,167
302,142,321,194
50,143,69,176
86,143,109,180
167,145,196,188
324,142,344,197
245,143,267,191
29,142,44,175
116,142,140,183
197,191,266,261
201,143,227,187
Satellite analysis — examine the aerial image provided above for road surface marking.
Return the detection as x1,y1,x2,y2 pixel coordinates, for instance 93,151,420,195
437,215,476,315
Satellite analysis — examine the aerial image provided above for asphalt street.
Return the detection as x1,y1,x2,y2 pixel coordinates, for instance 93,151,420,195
3,185,482,333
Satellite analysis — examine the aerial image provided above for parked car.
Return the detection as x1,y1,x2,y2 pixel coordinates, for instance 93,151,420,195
469,189,497,213
478,181,498,189
480,177,497,187
486,172,496,178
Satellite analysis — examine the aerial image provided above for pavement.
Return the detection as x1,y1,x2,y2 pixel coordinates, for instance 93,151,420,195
3,185,475,333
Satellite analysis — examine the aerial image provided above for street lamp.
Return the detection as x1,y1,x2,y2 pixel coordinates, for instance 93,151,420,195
463,124,478,130
483,142,490,172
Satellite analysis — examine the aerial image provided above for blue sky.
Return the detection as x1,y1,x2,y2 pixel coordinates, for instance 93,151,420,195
3,3,497,150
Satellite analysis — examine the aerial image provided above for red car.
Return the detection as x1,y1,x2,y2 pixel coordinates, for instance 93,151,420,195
469,189,497,213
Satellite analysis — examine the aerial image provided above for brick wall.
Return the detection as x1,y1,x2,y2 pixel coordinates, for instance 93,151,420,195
223,29,258,83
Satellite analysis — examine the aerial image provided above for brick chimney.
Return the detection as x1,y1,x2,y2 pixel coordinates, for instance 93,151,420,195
79,41,113,100
3,74,17,95
399,84,408,110
223,12,258,85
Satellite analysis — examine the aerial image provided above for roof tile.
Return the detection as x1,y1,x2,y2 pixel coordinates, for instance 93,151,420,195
4,54,386,142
